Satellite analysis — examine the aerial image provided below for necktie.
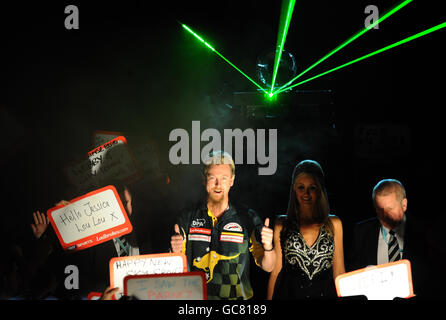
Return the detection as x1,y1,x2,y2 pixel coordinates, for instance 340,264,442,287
388,230,401,262
116,236,130,256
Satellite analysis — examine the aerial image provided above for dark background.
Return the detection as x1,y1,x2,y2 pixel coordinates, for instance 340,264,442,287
1,0,444,299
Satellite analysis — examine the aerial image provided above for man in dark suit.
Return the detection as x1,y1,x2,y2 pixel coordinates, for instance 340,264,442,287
349,179,430,298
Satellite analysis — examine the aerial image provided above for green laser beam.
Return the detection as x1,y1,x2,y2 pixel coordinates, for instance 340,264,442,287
274,0,413,94
181,23,267,93
272,21,446,95
270,0,297,94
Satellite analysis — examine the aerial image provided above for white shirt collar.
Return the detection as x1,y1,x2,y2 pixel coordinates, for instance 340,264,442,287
381,215,406,240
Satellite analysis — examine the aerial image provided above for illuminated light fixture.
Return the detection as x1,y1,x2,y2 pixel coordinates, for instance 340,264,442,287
272,21,446,95
264,92,278,103
273,0,413,95
181,23,268,94
270,0,297,95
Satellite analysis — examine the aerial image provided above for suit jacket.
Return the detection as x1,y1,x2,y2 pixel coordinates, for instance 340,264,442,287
349,213,430,298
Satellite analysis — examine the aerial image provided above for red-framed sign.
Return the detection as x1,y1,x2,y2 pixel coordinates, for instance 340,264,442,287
109,253,188,299
47,185,133,252
124,271,207,300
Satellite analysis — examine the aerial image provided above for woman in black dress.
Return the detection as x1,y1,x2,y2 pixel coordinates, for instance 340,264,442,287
267,160,345,299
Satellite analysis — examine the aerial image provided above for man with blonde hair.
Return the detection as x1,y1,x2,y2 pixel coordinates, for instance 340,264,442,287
170,151,275,299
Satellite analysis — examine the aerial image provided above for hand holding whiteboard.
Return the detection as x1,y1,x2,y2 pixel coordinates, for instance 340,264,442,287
335,260,415,300
47,185,133,251
124,272,207,300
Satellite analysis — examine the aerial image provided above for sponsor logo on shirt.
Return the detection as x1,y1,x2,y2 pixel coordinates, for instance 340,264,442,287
189,234,211,242
189,227,211,235
188,227,212,242
223,222,243,232
220,231,244,244
191,218,206,227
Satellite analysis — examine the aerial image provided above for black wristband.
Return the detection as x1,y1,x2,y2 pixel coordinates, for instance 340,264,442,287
264,246,274,252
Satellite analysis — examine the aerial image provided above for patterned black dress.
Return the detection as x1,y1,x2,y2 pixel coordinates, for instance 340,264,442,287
273,224,337,299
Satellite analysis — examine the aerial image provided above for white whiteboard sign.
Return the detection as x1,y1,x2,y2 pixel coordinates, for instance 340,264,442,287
47,185,132,251
335,260,414,300
109,253,187,299
124,272,207,300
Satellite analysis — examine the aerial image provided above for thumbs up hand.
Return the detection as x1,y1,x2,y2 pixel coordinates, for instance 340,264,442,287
261,218,274,251
171,224,184,253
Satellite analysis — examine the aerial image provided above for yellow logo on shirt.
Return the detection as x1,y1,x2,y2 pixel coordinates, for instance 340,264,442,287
193,250,240,282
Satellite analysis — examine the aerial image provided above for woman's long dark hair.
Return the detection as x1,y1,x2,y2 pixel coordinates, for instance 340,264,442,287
283,160,333,235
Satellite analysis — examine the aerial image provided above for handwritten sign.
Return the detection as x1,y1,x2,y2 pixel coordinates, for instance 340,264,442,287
124,272,207,300
65,136,142,194
335,260,414,300
93,130,163,181
47,185,133,251
110,253,188,299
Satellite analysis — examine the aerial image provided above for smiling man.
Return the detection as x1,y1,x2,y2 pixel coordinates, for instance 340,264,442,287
170,151,275,300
